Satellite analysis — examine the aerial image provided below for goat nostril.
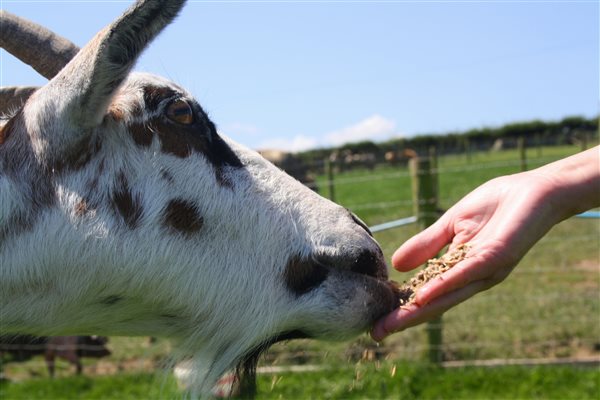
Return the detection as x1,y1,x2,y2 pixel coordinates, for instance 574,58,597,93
351,249,386,279
348,210,373,237
284,256,330,296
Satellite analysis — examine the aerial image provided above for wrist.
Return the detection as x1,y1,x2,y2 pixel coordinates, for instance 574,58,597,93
532,147,600,222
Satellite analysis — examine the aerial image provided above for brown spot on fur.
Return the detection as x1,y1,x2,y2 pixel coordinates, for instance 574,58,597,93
284,256,329,296
0,123,9,146
163,199,203,235
52,134,102,172
112,171,143,229
151,118,197,158
85,158,105,199
130,122,153,147
107,105,125,121
74,199,89,217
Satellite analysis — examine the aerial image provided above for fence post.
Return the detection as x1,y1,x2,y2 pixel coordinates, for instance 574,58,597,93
581,133,588,151
428,146,438,171
534,133,542,158
428,146,439,201
518,137,527,171
326,159,336,202
409,157,442,365
464,138,472,164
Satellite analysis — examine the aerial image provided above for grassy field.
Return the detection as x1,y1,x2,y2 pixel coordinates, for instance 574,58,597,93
2,144,599,398
308,144,600,362
2,362,599,399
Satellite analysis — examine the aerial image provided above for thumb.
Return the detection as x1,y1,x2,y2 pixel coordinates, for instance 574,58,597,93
392,217,452,272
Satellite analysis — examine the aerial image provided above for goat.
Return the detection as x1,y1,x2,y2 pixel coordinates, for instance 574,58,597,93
0,335,110,377
45,336,111,377
0,0,400,396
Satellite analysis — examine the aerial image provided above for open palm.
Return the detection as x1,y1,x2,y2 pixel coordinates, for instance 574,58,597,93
371,171,568,341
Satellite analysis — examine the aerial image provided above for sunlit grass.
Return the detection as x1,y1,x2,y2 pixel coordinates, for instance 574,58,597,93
2,362,598,399
2,144,598,398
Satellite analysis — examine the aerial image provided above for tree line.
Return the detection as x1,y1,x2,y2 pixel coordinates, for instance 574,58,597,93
296,115,598,166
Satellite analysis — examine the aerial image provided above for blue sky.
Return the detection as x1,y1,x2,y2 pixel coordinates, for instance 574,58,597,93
2,0,598,152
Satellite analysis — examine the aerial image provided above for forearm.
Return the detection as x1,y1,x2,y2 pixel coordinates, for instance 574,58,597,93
534,146,600,222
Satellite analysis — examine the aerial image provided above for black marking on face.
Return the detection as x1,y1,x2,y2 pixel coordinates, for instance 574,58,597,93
129,85,243,186
350,249,383,279
283,256,330,296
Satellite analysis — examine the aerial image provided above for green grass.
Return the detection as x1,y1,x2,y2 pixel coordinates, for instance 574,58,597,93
295,144,600,363
316,144,585,224
258,362,600,400
0,372,177,400
1,362,598,399
2,144,598,397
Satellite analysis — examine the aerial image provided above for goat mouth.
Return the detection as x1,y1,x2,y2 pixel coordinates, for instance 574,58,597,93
311,252,401,320
380,279,404,314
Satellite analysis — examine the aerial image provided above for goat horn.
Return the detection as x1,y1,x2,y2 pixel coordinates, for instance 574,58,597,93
0,86,38,113
0,10,80,80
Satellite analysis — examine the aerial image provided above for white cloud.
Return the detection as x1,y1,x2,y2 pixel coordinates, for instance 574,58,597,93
231,114,401,152
325,114,398,146
258,135,319,153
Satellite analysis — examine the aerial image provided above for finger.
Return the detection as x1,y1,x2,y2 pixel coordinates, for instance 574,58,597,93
391,218,453,271
370,303,419,342
415,253,505,306
371,279,493,341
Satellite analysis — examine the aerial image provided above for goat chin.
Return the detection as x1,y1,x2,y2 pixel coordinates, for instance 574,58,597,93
168,269,399,396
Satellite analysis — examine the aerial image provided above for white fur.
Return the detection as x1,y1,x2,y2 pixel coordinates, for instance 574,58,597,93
0,1,396,395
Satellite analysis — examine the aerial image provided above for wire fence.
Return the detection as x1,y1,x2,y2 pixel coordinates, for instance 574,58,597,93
1,144,598,384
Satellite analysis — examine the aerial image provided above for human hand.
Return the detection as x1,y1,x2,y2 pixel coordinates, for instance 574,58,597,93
371,170,563,341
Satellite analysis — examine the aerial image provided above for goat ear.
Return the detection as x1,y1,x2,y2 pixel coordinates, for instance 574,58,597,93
41,0,186,129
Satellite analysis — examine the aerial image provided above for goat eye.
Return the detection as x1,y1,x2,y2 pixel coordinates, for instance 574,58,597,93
166,99,194,125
